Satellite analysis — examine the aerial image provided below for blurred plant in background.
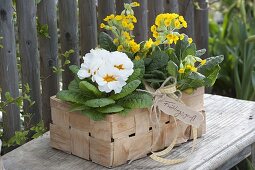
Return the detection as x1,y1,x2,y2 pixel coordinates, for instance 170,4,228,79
209,0,255,100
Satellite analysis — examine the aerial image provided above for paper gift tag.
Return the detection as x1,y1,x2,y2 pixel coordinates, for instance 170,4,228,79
157,95,204,128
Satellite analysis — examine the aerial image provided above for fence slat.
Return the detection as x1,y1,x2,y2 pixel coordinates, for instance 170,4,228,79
79,0,97,56
194,0,209,58
37,0,59,129
98,0,116,34
148,0,164,38
59,0,79,89
0,0,21,140
116,0,132,14
178,0,195,38
164,0,179,13
16,0,41,128
134,0,148,42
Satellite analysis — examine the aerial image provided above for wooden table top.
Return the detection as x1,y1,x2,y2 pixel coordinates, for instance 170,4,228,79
2,94,255,170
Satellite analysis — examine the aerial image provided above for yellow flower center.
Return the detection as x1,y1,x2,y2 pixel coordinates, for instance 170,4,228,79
103,74,117,82
114,64,125,70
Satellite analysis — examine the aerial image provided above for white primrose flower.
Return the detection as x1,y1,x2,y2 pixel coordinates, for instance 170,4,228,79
109,51,134,80
94,66,127,94
77,49,110,81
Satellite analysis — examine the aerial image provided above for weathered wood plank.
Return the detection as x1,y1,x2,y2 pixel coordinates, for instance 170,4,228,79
133,0,148,42
37,0,59,129
251,143,255,167
98,0,115,33
194,0,209,58
116,0,132,14
59,0,79,89
148,0,164,38
16,0,41,128
178,0,195,38
3,95,255,170
164,0,179,13
78,0,97,56
0,0,20,141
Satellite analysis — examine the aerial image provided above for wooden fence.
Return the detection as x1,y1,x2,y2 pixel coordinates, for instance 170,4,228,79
0,0,208,141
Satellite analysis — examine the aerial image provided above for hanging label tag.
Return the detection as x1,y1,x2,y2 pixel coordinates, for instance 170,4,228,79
157,95,204,128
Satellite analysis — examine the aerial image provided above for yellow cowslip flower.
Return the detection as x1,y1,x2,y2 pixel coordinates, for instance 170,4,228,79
117,45,124,51
151,25,157,32
179,34,185,40
100,23,105,28
174,20,181,28
154,40,161,46
131,2,140,7
113,38,119,44
191,66,197,72
104,14,114,21
186,64,192,69
172,13,179,19
173,35,179,44
153,31,159,38
182,21,188,28
127,15,137,23
135,55,141,60
128,23,134,30
188,38,193,44
164,19,171,27
129,40,140,53
178,68,185,74
166,34,174,44
115,15,123,21
179,16,185,22
144,38,154,49
122,31,131,40
201,59,206,65
122,20,128,28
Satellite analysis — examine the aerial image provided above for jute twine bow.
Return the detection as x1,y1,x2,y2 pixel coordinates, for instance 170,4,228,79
129,77,198,165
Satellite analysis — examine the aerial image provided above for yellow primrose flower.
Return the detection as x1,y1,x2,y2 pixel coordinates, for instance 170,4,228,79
117,45,124,51
122,20,128,27
174,20,181,28
113,38,119,44
179,34,185,40
144,38,154,49
201,59,206,65
173,35,179,44
188,38,193,44
115,15,123,21
151,25,157,32
131,2,140,7
128,23,134,30
179,16,185,22
182,21,188,28
104,14,114,21
186,64,192,69
135,55,141,60
178,68,185,74
191,66,197,72
122,31,131,40
154,40,161,46
100,23,105,28
129,40,140,53
164,19,171,27
153,31,159,38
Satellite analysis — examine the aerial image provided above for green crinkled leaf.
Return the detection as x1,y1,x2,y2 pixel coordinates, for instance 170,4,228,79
118,92,153,109
79,81,103,97
56,90,92,104
98,32,117,52
110,80,141,100
69,65,79,74
166,48,179,65
69,104,89,112
81,109,106,121
167,60,178,77
146,51,169,71
198,55,224,75
177,72,205,91
175,36,189,59
151,70,167,80
84,98,115,108
118,108,132,116
204,65,221,87
97,104,124,113
127,68,142,83
68,80,79,91
182,43,196,59
145,79,164,83
196,49,206,57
